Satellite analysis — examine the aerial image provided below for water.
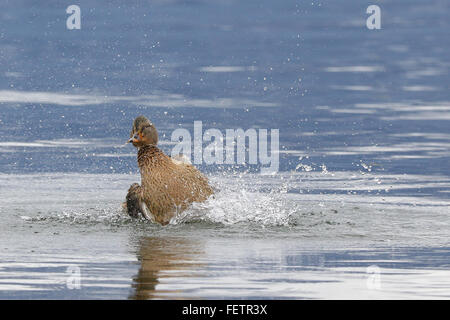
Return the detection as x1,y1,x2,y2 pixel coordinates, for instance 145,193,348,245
0,0,449,299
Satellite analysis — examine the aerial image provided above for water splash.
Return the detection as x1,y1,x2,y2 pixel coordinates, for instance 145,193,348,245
21,204,133,225
171,185,300,226
15,173,302,227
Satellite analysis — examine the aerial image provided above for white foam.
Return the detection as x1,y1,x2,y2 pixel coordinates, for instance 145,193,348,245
402,86,438,92
0,139,112,148
330,108,376,114
93,153,135,158
0,90,276,108
351,101,450,121
200,66,257,73
0,142,53,147
331,85,375,91
324,66,385,73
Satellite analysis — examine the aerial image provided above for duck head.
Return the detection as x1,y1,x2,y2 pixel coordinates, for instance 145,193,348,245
128,115,159,148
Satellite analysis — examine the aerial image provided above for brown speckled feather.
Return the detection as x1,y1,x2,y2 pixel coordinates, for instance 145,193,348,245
137,145,213,225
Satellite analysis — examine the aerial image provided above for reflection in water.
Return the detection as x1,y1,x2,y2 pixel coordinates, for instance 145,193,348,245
129,236,204,300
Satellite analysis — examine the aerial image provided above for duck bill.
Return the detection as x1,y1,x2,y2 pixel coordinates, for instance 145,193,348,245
127,133,140,144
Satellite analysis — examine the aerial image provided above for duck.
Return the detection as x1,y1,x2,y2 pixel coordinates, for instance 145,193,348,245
124,115,214,225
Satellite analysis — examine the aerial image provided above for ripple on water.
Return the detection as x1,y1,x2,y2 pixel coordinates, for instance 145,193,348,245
0,171,448,246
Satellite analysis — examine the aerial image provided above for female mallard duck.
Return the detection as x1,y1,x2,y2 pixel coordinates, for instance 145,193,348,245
124,115,214,225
